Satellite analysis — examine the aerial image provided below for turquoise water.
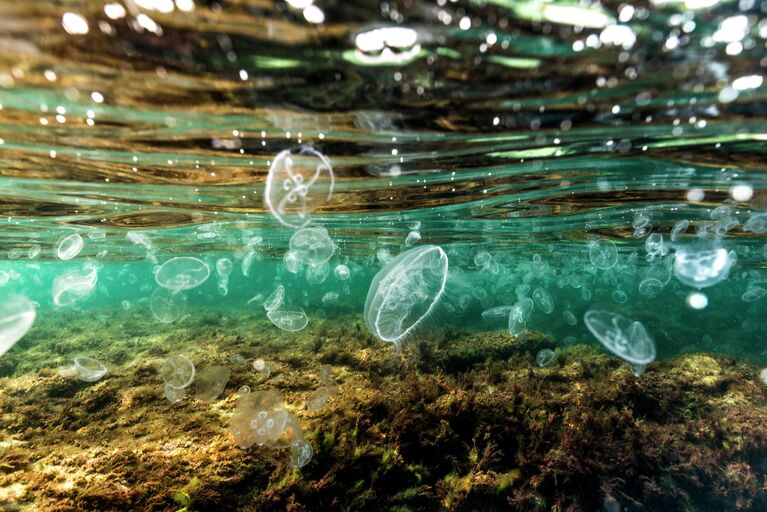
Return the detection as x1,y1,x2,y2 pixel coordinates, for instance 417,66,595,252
0,0,767,509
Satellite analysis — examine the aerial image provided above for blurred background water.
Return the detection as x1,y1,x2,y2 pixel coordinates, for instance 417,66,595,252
0,0,765,362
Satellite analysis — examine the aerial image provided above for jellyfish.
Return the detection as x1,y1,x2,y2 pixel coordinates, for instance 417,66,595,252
290,227,335,265
194,365,231,402
267,307,309,332
0,295,36,358
583,310,656,366
508,298,533,336
155,257,210,291
53,262,98,307
150,287,187,323
562,309,577,326
536,349,555,368
334,264,350,280
670,220,690,242
161,355,195,389
73,356,108,382
56,233,84,261
481,305,513,322
263,285,285,312
673,240,732,289
264,147,334,229
364,245,448,345
588,238,618,270
532,287,554,314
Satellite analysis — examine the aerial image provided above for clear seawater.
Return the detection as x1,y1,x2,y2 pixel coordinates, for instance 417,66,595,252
0,0,766,509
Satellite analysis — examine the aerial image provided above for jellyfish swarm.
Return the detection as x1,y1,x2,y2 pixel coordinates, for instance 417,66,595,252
53,262,98,307
150,288,187,323
583,310,656,366
364,245,448,345
0,295,36,358
289,227,335,265
264,147,334,229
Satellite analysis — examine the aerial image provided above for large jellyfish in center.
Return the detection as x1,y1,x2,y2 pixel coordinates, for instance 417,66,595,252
364,245,448,345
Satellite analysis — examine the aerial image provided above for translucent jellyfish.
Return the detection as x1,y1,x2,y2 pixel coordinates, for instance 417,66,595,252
150,287,187,323
670,220,689,242
744,213,767,234
481,305,513,321
288,439,313,468
673,241,732,289
161,355,195,389
267,307,309,332
283,250,303,274
28,244,41,259
364,245,449,344
253,358,272,376
306,262,330,285
264,285,285,312
474,251,492,267
405,230,421,246
230,389,289,449
612,290,628,303
644,233,666,259
638,278,663,297
0,295,36,358
588,238,618,270
289,227,335,265
53,262,98,307
334,264,350,280
195,365,231,402
155,257,210,291
508,298,533,336
536,349,555,368
307,387,330,411
583,310,656,365
742,285,767,302
322,291,339,303
56,233,84,261
242,250,258,277
562,309,577,326
532,287,554,314
264,147,334,228
73,356,108,382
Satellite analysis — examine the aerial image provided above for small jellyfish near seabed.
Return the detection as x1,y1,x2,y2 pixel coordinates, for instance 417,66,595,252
290,227,335,265
195,365,231,402
264,147,334,228
583,310,656,366
0,295,36,358
253,358,272,376
229,353,247,367
150,287,187,323
267,307,309,332
263,285,285,312
161,354,195,389
508,298,533,336
334,264,350,280
289,439,313,468
73,356,108,382
364,245,449,345
588,238,618,270
673,240,732,289
230,389,290,449
56,233,84,261
562,309,577,326
155,256,210,291
306,386,330,411
164,384,186,403
536,349,555,368
532,287,554,314
760,368,767,386
53,262,98,307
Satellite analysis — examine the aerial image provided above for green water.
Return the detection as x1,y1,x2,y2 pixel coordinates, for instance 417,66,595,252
0,0,766,509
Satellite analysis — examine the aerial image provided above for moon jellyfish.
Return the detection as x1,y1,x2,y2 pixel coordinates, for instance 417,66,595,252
322,291,339,303
231,389,290,449
744,213,767,234
253,358,272,376
161,355,195,389
306,262,330,285
482,305,513,321
0,295,36,358
562,309,577,326
53,262,98,307
532,287,554,314
290,227,335,265
289,439,313,468
405,230,421,246
364,245,449,344
56,233,84,261
670,220,689,242
742,285,767,303
583,310,656,365
334,264,350,280
283,250,303,274
150,287,187,323
73,356,108,382
588,238,618,270
267,307,309,332
264,147,334,228
673,241,732,289
264,285,285,312
612,290,628,303
155,257,210,291
536,349,555,368
508,298,534,336
638,278,664,297
195,365,231,402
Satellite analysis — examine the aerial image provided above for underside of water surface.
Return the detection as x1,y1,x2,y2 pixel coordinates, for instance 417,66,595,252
0,0,766,510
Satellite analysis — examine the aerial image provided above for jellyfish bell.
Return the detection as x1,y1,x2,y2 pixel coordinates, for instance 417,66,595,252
264,147,334,229
673,240,732,289
0,294,36,358
155,256,210,291
364,245,448,346
73,356,108,382
583,310,656,366
289,227,335,265
150,287,187,323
